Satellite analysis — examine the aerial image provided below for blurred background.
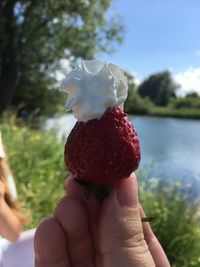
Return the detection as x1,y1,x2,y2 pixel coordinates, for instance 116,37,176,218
0,1,200,266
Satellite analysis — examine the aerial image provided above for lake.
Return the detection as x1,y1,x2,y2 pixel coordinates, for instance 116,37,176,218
46,114,200,198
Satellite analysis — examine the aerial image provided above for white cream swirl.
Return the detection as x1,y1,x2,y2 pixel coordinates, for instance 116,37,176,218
60,59,128,122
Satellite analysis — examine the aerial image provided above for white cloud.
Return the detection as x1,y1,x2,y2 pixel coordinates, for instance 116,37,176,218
174,67,200,96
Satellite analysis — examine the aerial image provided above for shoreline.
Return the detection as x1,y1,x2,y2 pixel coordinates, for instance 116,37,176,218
128,108,200,120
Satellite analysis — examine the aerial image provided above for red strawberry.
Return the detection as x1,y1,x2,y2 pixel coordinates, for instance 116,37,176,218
64,106,141,192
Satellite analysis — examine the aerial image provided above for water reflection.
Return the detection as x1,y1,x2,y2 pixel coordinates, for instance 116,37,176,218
46,114,200,197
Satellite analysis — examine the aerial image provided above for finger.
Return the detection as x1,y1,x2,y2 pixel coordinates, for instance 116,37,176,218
64,175,83,198
54,196,95,267
66,176,101,243
101,174,145,252
100,174,155,267
34,217,71,267
65,176,102,266
140,206,170,267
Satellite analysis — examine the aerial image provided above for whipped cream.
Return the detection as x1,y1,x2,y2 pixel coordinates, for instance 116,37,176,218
60,60,128,122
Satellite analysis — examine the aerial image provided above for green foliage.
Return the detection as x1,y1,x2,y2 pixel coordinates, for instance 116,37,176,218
185,92,199,98
124,90,153,115
171,95,200,109
0,0,124,114
14,86,66,117
124,71,154,114
151,107,200,119
0,116,66,228
139,177,200,267
138,71,178,106
124,71,200,119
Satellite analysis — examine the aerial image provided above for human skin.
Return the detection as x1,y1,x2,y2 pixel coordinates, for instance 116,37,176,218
34,173,170,267
0,180,23,241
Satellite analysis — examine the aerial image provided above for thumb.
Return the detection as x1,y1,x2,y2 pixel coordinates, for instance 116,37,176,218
100,174,155,267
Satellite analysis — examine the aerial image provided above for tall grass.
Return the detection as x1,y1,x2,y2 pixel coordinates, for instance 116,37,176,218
139,177,200,267
1,115,66,228
1,116,200,266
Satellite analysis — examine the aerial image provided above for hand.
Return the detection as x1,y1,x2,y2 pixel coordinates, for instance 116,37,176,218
0,131,6,159
0,180,6,199
34,173,170,267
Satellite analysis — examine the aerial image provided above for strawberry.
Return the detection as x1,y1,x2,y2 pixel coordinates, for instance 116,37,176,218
64,106,141,194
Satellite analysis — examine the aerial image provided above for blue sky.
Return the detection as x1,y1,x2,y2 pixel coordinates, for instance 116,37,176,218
101,0,200,94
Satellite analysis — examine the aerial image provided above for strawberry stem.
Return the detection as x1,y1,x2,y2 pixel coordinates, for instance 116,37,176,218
84,184,94,199
95,187,111,199
74,178,111,199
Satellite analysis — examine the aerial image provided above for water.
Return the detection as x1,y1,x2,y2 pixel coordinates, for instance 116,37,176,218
46,114,200,197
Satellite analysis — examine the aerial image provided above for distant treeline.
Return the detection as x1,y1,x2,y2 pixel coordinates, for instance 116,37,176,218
124,71,200,119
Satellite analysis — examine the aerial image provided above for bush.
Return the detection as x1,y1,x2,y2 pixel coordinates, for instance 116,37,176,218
139,177,200,267
171,96,200,109
124,90,153,115
150,107,200,119
0,115,66,228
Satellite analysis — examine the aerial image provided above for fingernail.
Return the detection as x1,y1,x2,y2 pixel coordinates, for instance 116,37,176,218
117,176,138,207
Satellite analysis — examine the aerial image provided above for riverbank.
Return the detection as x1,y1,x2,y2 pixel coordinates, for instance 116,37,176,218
148,107,200,120
52,107,200,121
125,92,200,120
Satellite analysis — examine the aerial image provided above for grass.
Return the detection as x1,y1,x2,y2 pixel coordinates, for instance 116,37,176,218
150,107,200,119
1,115,200,266
0,115,66,228
138,176,200,267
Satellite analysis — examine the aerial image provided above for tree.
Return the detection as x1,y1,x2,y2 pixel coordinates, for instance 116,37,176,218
0,0,124,115
124,71,137,110
138,71,178,106
124,71,153,115
186,92,199,98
